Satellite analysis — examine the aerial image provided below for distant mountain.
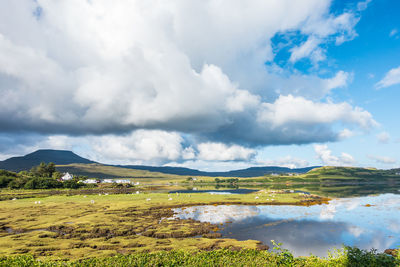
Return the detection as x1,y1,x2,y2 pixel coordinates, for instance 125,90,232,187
0,149,317,177
0,149,96,172
116,165,318,177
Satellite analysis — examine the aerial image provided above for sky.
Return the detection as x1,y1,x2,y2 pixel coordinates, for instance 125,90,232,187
0,0,399,171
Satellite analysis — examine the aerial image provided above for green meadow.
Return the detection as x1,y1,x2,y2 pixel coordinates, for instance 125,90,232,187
0,191,327,260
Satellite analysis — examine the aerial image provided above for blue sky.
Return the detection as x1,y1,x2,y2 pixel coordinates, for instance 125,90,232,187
256,0,400,169
0,0,399,170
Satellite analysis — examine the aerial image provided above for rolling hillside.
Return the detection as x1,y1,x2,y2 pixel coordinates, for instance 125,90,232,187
55,163,184,180
0,149,96,172
117,165,318,177
2,150,398,180
0,149,318,178
303,166,400,180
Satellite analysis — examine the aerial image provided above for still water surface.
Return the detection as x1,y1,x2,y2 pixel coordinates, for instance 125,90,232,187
173,193,400,257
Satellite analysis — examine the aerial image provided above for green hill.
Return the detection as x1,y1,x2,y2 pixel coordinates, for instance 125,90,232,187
0,149,95,172
0,149,318,178
303,166,399,181
55,163,186,180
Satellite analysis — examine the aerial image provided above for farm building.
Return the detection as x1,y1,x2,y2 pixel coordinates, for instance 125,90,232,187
82,179,98,184
115,179,131,184
61,172,73,181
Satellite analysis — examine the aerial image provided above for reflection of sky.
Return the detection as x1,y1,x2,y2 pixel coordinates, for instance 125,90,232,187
173,194,400,257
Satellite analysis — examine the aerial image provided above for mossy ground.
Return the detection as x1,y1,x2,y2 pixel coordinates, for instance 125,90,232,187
0,190,327,260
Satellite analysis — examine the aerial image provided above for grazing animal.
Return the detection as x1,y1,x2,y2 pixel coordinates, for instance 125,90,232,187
146,198,151,201
90,200,95,204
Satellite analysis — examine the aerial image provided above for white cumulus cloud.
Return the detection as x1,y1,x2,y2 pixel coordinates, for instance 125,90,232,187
0,0,377,164
263,156,310,169
367,155,397,165
314,144,355,166
375,66,400,89
376,132,390,144
197,143,256,161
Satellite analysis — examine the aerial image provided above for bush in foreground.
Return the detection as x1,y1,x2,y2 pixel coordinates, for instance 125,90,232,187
0,247,399,267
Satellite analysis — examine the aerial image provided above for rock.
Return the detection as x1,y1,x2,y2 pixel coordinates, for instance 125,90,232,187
229,246,242,251
256,244,269,250
202,233,222,239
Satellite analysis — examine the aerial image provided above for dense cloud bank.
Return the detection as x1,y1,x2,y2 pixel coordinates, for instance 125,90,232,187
0,0,376,164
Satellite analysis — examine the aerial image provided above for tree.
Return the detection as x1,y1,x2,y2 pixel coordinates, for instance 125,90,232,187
8,176,30,189
63,180,82,189
23,177,62,189
52,171,62,180
0,176,13,188
30,162,57,177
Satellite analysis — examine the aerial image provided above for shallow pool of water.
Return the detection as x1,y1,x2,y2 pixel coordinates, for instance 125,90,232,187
172,193,400,257
169,189,258,194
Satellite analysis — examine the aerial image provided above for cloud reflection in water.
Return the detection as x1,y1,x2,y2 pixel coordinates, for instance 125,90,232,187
173,194,400,257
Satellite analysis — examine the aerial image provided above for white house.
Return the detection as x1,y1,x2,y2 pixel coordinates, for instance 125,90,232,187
115,179,131,184
61,172,73,181
82,179,98,184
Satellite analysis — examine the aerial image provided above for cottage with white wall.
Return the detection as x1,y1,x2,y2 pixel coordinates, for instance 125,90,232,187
82,179,98,184
115,179,131,184
61,172,73,181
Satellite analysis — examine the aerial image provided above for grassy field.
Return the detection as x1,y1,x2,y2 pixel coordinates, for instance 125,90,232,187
0,190,327,260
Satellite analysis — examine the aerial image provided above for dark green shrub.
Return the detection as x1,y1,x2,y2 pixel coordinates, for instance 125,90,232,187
23,177,63,189
0,176,13,188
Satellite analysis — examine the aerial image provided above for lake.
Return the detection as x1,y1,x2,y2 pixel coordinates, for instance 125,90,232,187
172,192,400,257
169,189,258,194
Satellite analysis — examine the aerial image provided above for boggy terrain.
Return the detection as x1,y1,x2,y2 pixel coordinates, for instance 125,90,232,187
0,191,328,260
